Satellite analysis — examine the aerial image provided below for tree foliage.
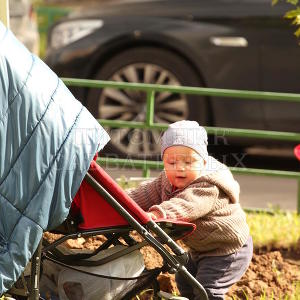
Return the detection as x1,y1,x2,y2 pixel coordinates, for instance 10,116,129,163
272,0,300,37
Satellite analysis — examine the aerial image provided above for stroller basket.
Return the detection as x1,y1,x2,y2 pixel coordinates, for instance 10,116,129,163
5,161,208,300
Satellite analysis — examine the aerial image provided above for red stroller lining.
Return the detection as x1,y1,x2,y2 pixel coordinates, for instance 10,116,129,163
5,160,207,300
72,160,196,236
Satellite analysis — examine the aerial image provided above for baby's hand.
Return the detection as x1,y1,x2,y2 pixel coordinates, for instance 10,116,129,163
147,212,158,220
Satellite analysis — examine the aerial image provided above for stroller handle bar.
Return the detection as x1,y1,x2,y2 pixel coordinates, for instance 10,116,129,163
85,172,209,300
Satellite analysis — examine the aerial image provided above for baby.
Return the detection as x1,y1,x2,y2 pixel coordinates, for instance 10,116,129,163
127,120,252,300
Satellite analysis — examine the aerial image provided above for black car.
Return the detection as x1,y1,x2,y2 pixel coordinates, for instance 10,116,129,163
45,0,300,158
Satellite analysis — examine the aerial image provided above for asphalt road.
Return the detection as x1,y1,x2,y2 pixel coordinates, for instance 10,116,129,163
235,174,298,211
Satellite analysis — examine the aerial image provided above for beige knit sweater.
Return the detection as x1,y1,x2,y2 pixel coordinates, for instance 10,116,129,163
127,156,250,256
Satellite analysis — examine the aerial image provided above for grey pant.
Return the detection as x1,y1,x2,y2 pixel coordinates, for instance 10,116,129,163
175,236,253,300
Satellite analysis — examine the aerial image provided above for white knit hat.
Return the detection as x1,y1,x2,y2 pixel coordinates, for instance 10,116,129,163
161,120,208,161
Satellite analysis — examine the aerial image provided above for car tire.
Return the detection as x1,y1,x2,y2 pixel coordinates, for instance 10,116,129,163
86,47,209,159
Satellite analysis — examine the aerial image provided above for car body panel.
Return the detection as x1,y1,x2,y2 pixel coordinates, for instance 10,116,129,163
45,0,300,136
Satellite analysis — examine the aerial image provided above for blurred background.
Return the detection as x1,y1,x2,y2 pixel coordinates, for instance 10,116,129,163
9,0,300,170
6,0,300,209
32,1,300,166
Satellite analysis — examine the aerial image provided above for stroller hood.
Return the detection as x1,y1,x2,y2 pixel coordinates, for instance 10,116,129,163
0,22,110,294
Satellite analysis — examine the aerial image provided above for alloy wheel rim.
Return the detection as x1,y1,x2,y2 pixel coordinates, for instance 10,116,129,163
99,63,189,157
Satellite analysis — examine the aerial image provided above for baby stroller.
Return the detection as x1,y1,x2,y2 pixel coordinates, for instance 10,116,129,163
4,159,208,300
0,20,207,300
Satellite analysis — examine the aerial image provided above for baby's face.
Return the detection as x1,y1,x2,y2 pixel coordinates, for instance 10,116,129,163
163,145,205,189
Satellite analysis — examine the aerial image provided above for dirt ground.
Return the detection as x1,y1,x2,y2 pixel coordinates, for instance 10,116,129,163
140,242,300,299
227,250,300,299
44,232,300,299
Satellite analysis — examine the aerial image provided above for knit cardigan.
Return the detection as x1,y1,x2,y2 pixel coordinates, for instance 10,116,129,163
127,157,250,256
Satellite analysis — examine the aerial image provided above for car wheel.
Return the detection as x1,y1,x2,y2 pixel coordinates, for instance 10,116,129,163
86,47,209,159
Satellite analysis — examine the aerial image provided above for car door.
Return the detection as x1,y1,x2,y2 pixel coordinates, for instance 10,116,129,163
258,1,300,132
191,0,267,131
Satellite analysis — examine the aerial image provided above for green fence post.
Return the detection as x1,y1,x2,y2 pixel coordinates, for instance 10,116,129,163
143,166,151,178
145,90,155,177
146,90,155,126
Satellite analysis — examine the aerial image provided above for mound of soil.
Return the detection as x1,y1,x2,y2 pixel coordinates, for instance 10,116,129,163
43,233,300,299
227,251,300,299
141,246,300,299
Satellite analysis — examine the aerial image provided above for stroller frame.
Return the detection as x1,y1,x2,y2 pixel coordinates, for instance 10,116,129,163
5,168,208,300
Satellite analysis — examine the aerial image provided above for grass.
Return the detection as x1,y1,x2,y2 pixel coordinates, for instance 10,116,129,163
247,209,300,250
228,283,300,300
251,281,300,300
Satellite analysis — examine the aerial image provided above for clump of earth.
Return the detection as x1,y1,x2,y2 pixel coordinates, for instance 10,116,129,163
44,232,300,299
139,242,300,299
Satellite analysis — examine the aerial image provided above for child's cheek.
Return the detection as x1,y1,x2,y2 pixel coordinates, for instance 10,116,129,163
165,170,175,184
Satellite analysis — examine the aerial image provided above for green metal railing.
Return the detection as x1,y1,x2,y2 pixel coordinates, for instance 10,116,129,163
64,78,300,141
62,78,300,212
